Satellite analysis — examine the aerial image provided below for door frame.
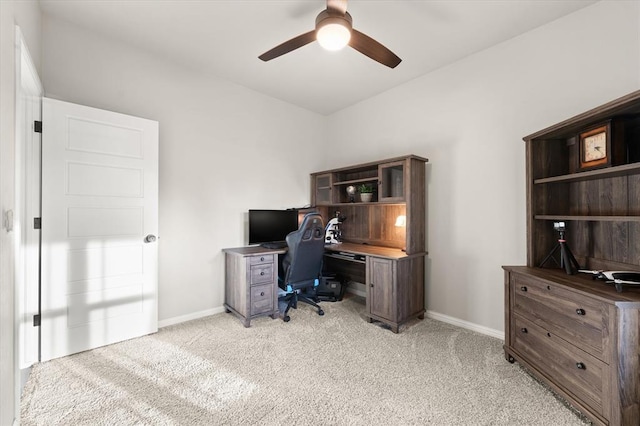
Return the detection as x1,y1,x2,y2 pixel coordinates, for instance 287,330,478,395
14,24,43,418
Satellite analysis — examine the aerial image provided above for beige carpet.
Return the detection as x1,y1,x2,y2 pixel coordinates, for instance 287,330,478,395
21,296,589,425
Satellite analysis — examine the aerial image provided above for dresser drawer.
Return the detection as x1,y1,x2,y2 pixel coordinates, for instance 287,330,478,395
249,254,274,265
513,314,605,417
250,264,273,285
511,274,607,360
250,284,274,315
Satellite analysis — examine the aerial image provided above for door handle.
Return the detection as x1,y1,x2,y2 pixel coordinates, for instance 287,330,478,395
144,234,157,243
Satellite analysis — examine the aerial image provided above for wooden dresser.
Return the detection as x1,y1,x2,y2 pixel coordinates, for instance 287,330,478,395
504,267,640,425
223,246,286,327
504,91,640,425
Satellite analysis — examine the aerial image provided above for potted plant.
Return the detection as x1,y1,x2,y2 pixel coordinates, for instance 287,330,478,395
358,183,374,202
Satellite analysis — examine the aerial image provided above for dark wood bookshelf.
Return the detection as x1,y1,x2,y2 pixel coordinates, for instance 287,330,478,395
504,90,640,426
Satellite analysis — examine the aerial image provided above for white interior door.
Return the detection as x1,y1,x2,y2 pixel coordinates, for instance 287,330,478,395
41,98,159,361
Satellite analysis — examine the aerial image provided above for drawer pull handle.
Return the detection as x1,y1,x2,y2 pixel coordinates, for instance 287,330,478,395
260,292,265,296
260,257,265,261
546,285,551,290
520,286,527,292
260,271,265,276
520,328,528,333
546,332,551,338
576,362,585,370
576,308,586,316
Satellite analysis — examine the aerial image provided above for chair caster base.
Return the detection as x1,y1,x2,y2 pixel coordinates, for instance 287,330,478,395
318,309,324,316
283,315,290,322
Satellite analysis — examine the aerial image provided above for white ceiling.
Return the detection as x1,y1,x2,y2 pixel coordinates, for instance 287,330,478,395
39,0,597,115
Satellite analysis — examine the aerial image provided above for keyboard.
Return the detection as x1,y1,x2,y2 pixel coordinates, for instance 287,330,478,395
260,241,288,249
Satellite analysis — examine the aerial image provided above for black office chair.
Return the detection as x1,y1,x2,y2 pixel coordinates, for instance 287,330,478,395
278,212,326,322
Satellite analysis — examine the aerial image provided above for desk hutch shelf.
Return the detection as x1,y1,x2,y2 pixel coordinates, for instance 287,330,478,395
504,90,640,425
311,155,427,254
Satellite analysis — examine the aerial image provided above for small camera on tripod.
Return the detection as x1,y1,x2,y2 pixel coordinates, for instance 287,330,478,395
540,221,579,274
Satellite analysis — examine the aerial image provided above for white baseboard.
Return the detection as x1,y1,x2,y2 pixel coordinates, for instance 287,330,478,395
426,310,504,341
345,286,366,298
157,303,505,342
159,307,225,328
345,286,503,340
20,367,31,393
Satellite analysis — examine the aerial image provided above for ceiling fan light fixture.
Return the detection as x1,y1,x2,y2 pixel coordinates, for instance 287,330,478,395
259,3,401,68
317,23,351,51
315,11,352,51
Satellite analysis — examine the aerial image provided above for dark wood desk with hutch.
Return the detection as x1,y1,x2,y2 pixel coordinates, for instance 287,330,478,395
504,91,640,426
223,155,429,333
311,155,428,332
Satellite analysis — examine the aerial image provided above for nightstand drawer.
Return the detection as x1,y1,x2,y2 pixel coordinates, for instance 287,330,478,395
250,284,274,315
250,264,273,285
249,254,274,265
512,274,606,360
513,314,605,417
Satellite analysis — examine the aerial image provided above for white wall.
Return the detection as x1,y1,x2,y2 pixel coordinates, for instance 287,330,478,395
0,1,42,424
30,0,640,340
326,0,640,333
41,17,327,322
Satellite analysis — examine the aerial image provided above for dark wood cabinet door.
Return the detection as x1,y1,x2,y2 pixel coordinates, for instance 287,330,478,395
378,160,405,202
367,257,395,321
313,173,333,205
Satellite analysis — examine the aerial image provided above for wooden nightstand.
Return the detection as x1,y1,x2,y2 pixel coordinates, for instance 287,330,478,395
223,246,286,327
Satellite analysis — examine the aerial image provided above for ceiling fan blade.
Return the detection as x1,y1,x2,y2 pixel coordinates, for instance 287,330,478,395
327,0,348,15
259,30,316,62
349,29,401,68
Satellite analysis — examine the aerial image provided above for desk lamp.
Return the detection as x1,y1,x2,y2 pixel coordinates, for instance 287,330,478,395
395,215,406,252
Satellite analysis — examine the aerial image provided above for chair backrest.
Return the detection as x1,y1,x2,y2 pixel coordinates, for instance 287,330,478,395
282,212,325,290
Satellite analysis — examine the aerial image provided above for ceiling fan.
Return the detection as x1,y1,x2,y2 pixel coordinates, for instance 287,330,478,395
258,0,401,68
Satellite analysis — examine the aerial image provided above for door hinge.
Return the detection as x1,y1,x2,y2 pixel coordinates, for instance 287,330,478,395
34,121,42,133
33,314,41,327
34,217,41,229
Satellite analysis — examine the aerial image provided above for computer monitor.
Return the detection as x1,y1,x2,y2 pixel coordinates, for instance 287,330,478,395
248,209,299,247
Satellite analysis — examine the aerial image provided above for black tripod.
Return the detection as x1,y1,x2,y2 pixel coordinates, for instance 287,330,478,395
539,226,580,275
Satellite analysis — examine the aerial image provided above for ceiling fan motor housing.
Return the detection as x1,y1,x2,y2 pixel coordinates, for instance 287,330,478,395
315,10,353,34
